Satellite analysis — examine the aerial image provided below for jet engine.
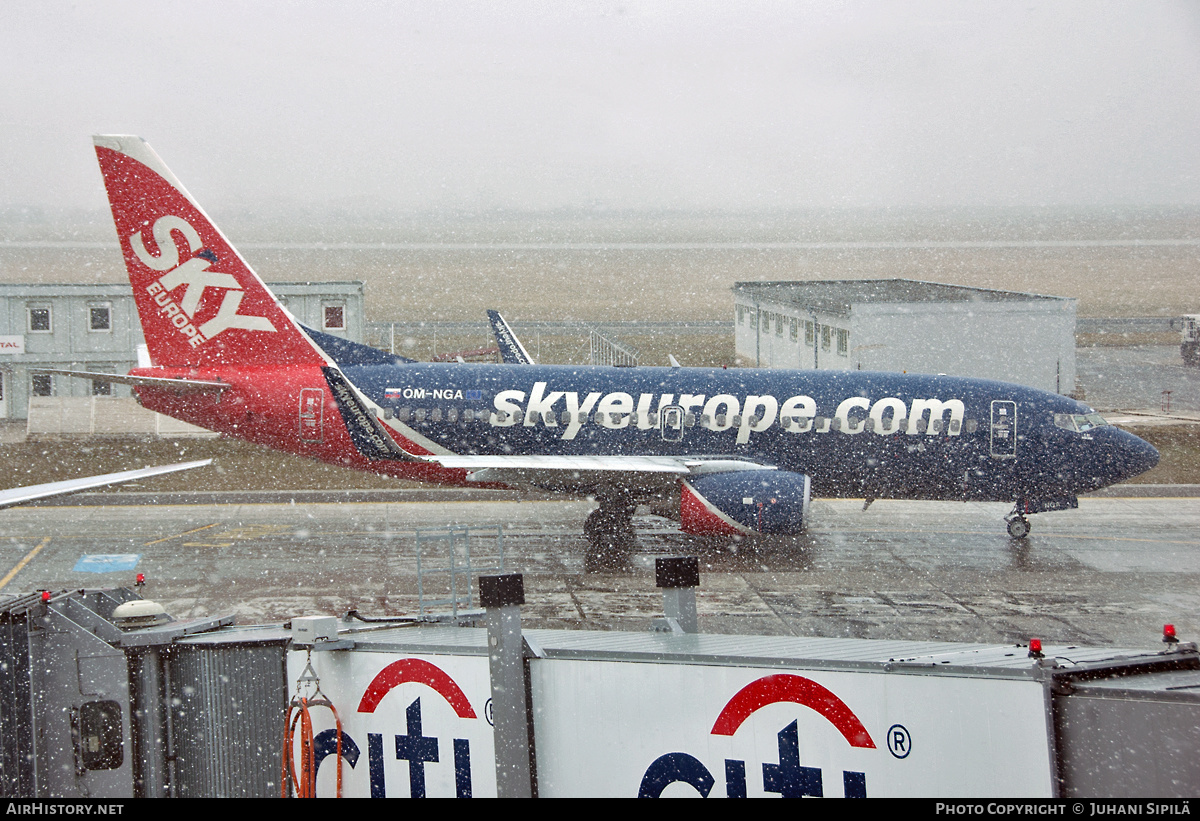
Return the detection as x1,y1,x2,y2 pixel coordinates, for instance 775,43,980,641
680,469,811,536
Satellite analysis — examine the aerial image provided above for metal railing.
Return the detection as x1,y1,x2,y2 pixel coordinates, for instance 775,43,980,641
589,328,639,367
414,526,505,617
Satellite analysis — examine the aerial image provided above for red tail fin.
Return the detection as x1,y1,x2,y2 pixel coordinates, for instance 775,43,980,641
93,135,324,369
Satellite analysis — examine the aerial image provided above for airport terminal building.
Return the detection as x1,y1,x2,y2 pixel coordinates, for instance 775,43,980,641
733,279,1077,394
0,281,365,421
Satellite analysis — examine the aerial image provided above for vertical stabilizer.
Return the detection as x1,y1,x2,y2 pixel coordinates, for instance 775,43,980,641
93,135,324,369
487,309,535,364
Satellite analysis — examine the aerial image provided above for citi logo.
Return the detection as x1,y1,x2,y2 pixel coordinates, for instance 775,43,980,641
131,214,277,347
303,658,480,797
639,674,876,798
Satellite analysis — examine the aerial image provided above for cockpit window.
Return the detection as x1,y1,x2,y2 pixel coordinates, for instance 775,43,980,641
1054,412,1110,432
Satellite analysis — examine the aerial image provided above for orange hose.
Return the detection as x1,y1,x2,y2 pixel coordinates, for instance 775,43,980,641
282,695,344,797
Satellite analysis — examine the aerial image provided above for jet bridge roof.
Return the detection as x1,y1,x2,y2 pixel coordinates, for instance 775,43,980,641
247,621,1167,681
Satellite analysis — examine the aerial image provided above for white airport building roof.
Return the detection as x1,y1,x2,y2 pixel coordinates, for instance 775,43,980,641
733,279,1077,394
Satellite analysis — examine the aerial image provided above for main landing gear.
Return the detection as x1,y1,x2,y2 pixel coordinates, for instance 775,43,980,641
584,493,637,572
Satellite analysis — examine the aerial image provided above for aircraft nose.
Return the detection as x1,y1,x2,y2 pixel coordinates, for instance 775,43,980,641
1110,428,1159,483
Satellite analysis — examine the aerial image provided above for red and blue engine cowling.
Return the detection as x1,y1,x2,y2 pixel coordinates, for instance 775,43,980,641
680,470,811,537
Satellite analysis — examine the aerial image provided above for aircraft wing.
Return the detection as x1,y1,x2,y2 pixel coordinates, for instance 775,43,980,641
431,453,773,486
487,310,535,364
0,460,212,510
28,369,229,394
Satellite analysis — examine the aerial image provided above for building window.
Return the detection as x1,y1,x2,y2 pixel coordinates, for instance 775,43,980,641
89,305,112,332
775,314,784,337
31,374,52,397
837,329,849,356
28,306,51,333
822,325,832,352
749,310,757,329
805,321,814,345
736,305,745,325
790,318,798,342
91,379,112,396
323,304,345,331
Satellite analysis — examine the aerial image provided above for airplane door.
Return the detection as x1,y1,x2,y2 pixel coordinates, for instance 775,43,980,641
299,388,324,442
661,405,684,442
990,400,1016,459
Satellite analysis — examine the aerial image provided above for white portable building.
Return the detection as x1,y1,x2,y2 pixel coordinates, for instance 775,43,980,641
733,279,1076,394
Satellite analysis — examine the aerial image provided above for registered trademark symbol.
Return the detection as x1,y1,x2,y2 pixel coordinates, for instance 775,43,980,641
484,697,494,726
887,724,911,759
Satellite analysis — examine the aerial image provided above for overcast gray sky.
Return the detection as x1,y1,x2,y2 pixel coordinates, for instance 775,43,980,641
2,1,1199,214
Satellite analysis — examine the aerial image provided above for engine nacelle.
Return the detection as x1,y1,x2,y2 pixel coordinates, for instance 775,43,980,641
680,469,811,536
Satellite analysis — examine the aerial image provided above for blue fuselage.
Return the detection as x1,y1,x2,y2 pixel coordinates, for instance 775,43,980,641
339,363,1158,505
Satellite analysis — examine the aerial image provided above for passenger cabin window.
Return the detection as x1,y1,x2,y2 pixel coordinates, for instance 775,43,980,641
28,306,51,333
89,305,111,332
323,305,345,331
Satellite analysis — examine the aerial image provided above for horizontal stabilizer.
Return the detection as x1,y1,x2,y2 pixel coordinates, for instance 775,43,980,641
29,369,229,394
0,460,212,510
301,324,415,365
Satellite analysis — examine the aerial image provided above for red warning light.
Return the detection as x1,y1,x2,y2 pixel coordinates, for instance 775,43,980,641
136,573,145,586
41,591,51,602
1028,638,1043,658
1163,624,1178,644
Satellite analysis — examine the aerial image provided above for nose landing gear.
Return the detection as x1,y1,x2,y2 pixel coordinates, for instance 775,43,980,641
1003,495,1075,539
1005,514,1031,539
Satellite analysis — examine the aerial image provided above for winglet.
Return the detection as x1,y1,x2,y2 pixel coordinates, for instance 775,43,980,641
487,310,535,364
